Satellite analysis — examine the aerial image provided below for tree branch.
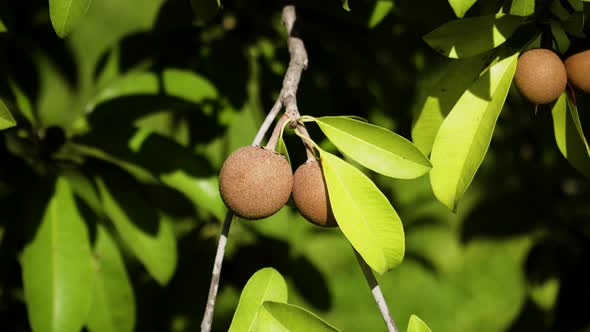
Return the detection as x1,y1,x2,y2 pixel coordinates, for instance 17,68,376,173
354,249,399,332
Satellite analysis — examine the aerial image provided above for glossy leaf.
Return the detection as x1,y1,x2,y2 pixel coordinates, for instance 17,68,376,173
96,172,177,285
510,0,535,16
552,93,590,178
412,54,491,155
448,0,477,18
86,226,135,332
49,0,93,37
408,315,432,332
21,178,94,332
430,53,518,211
423,14,523,58
254,302,340,332
229,267,288,332
368,1,394,28
0,99,17,130
319,149,404,274
315,116,431,179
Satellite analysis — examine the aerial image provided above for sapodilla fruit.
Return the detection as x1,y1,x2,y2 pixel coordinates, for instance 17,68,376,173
514,48,567,104
292,160,337,227
219,146,293,220
565,50,590,93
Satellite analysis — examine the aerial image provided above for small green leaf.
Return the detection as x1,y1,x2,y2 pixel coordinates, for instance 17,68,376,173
96,171,177,285
551,21,570,54
0,99,17,130
510,0,535,16
49,0,93,37
423,14,523,58
277,135,291,166
407,315,432,332
229,268,288,332
0,18,7,32
448,0,478,18
412,53,491,155
190,0,220,26
368,1,394,28
430,53,518,211
8,80,35,125
315,116,431,179
342,0,350,11
319,149,404,274
86,226,135,332
254,302,340,332
552,93,590,178
21,178,94,332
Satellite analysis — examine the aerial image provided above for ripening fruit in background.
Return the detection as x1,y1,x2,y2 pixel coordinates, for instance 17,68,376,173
514,48,567,104
292,160,337,227
565,50,590,93
219,146,293,220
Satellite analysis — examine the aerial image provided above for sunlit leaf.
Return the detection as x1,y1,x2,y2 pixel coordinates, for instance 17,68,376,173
551,93,590,178
49,0,93,37
319,149,404,274
86,226,135,332
229,268,288,332
314,116,431,179
21,178,94,332
448,0,477,18
0,99,17,130
412,53,491,155
430,53,518,211
423,14,523,58
368,1,394,28
96,171,177,285
254,302,340,332
408,315,432,332
510,0,535,16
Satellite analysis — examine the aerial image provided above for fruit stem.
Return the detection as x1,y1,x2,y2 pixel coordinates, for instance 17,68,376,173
354,249,399,332
200,212,235,332
265,114,290,151
296,124,317,161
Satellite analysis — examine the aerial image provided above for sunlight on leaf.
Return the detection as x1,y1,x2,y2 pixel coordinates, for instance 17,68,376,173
315,116,431,179
21,178,94,332
49,0,93,37
551,93,590,178
0,99,17,130
369,1,394,28
408,315,432,332
341,0,350,11
229,268,288,332
430,53,518,211
448,0,477,18
254,302,340,332
319,149,404,274
424,14,523,58
510,0,535,16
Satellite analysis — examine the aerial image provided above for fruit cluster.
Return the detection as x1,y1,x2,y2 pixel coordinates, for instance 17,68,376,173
218,146,336,227
514,48,590,104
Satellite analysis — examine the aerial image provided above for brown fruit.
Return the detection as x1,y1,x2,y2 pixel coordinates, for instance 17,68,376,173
292,160,337,227
219,146,293,220
514,48,567,104
565,50,590,93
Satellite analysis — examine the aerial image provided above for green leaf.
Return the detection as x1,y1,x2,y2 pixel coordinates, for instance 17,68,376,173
190,0,220,25
448,0,477,18
368,1,394,28
229,267,288,332
277,135,291,166
412,54,491,155
0,18,7,32
49,0,93,37
315,116,431,179
551,93,590,178
0,99,17,130
430,53,518,211
86,225,135,332
509,0,535,16
563,12,585,38
551,21,570,54
21,178,94,332
423,14,523,59
8,80,35,125
254,302,340,332
96,171,177,285
341,0,350,11
408,315,432,332
319,149,404,274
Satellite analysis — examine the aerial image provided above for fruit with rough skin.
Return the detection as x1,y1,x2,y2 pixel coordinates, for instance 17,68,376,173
514,48,567,104
219,146,293,220
565,50,590,93
292,160,337,227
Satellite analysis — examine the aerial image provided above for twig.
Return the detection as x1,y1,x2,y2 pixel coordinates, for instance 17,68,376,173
354,249,399,332
200,5,310,332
